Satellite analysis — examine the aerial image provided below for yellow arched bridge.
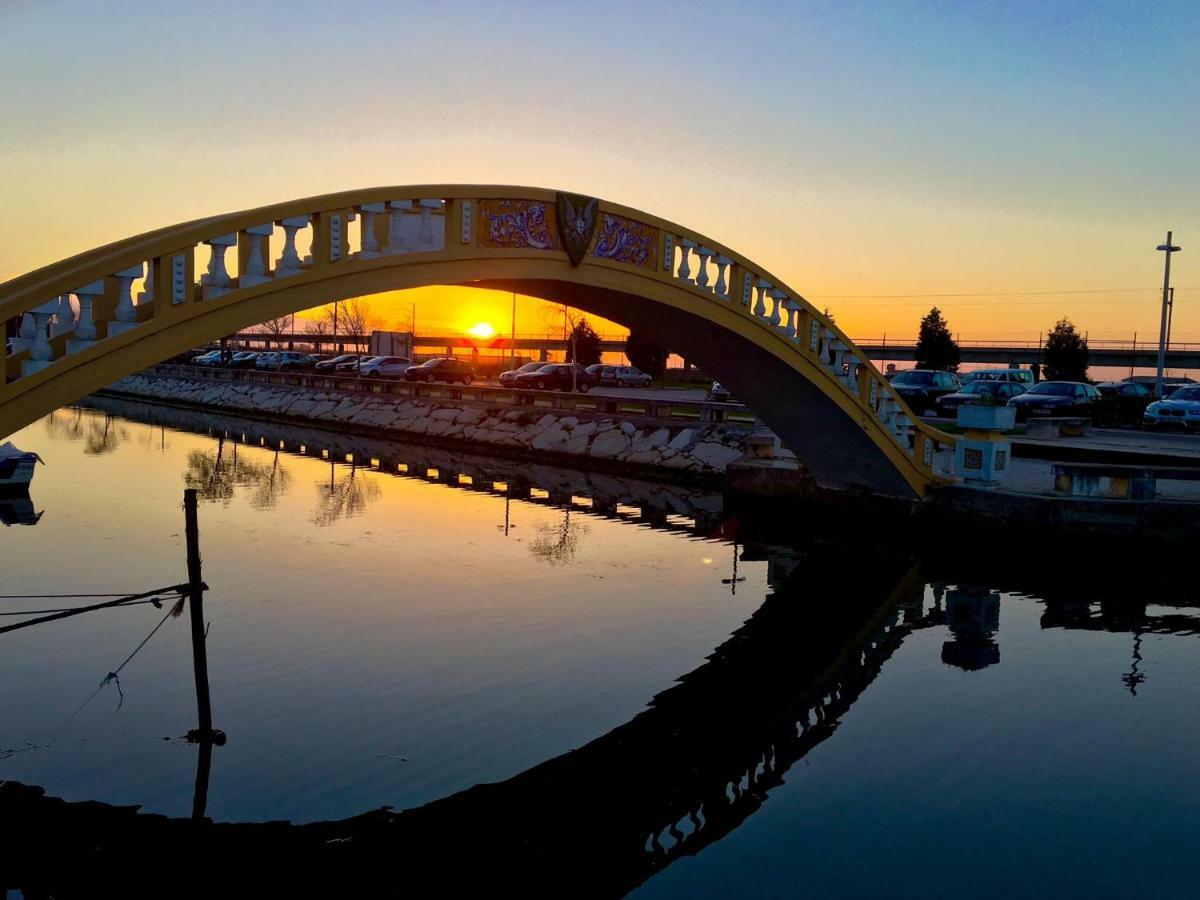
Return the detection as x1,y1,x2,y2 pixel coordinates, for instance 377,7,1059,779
1,185,952,496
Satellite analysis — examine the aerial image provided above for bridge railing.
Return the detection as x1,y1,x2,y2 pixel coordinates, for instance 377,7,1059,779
2,185,954,488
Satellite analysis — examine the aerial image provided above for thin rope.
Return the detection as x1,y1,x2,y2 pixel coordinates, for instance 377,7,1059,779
0,585,188,635
0,599,162,616
0,593,145,599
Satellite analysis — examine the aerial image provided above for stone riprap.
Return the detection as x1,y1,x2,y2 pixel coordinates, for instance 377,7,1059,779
102,374,755,476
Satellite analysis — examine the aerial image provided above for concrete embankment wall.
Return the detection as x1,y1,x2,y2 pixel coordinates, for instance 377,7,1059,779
101,374,755,478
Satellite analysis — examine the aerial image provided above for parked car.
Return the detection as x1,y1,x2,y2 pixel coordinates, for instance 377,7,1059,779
586,364,653,387
256,351,315,371
1143,385,1200,430
190,350,223,366
708,382,732,402
315,354,361,372
228,351,260,369
1096,381,1153,427
403,357,476,385
960,367,1036,387
934,380,1026,417
360,356,414,378
499,361,548,386
254,352,280,369
1007,381,1103,422
336,355,375,373
512,363,595,392
889,370,961,414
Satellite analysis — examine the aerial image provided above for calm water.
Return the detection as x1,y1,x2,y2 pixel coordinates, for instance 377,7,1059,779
2,403,1199,896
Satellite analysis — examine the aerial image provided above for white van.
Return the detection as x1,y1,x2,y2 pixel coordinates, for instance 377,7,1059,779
961,367,1035,386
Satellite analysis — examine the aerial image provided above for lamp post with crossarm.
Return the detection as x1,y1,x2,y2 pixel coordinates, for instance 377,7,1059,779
1155,232,1182,398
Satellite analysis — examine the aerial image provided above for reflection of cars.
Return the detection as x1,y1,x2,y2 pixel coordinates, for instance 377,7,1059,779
191,350,222,366
1096,381,1153,427
935,380,1026,416
403,357,476,385
586,364,652,387
1144,385,1200,430
709,382,732,402
315,354,360,372
360,356,413,378
512,363,595,392
889,370,961,414
1007,381,1103,421
961,368,1036,387
499,361,548,386
229,351,260,369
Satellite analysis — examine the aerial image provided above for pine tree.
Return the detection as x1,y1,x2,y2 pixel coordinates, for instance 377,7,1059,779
914,307,960,372
1042,318,1089,382
565,318,601,366
624,328,667,378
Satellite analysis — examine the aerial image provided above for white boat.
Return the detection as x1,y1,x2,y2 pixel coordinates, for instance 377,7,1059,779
0,442,42,493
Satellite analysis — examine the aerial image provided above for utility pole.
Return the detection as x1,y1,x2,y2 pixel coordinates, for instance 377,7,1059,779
511,291,517,367
1166,287,1176,353
1156,232,1182,397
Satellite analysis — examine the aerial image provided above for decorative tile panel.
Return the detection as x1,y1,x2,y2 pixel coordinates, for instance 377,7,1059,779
478,199,559,250
591,213,658,269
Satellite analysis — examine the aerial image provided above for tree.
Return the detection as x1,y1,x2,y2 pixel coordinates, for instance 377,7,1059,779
1042,318,1089,382
624,328,667,378
914,307,960,372
316,299,384,344
565,317,601,366
258,315,291,348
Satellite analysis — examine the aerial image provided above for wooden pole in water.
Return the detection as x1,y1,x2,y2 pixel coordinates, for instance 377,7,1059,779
184,488,212,739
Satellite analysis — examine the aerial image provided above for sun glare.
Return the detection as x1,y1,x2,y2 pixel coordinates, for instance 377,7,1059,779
467,322,496,339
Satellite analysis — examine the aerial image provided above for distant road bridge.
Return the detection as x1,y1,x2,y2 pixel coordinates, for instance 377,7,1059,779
231,331,1200,371
855,338,1200,371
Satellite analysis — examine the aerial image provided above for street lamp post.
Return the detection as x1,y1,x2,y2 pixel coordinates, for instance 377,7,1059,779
1155,232,1182,398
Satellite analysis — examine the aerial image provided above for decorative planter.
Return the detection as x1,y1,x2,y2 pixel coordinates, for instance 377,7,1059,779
957,404,1016,431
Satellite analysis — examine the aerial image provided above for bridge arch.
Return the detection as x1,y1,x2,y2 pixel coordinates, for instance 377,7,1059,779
1,186,952,496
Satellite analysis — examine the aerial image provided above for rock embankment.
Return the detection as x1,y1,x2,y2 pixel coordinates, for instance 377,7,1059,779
103,374,753,476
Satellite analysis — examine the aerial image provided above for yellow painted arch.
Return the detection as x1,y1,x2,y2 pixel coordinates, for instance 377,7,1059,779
1,185,953,496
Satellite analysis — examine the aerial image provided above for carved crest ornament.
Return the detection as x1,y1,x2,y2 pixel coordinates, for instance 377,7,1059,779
555,192,599,266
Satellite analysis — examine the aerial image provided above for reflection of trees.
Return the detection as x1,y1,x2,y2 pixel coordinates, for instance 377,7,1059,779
43,408,87,441
529,509,588,566
249,449,292,510
184,437,283,505
311,461,380,526
83,414,126,455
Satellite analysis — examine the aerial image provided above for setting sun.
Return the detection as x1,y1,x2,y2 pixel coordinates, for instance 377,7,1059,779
467,322,496,339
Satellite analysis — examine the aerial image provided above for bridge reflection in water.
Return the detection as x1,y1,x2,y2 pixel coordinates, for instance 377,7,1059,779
5,404,1200,896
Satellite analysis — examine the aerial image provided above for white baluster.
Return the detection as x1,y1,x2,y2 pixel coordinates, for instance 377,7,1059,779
18,313,35,340
20,299,61,376
387,200,412,254
113,264,144,323
241,224,273,287
753,279,771,318
830,338,847,376
275,216,309,276
842,354,860,390
201,233,236,300
67,280,105,353
783,299,799,339
695,247,714,291
52,294,76,336
677,239,696,282
768,288,784,326
417,198,442,250
358,203,385,257
715,255,731,299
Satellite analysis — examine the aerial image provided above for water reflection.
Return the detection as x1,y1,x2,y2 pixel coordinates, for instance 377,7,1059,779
311,460,380,526
44,408,127,455
184,437,290,508
0,495,41,526
529,508,589,566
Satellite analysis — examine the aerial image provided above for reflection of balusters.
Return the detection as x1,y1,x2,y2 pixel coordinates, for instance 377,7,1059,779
275,216,308,276
241,225,273,287
201,234,236,299
695,246,714,290
359,203,384,257
387,200,411,254
715,255,731,299
677,239,695,282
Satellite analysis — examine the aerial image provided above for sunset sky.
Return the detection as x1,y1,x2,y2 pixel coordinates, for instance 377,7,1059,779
2,1,1197,345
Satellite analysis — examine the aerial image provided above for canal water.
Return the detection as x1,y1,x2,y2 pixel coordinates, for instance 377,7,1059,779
2,404,1198,896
